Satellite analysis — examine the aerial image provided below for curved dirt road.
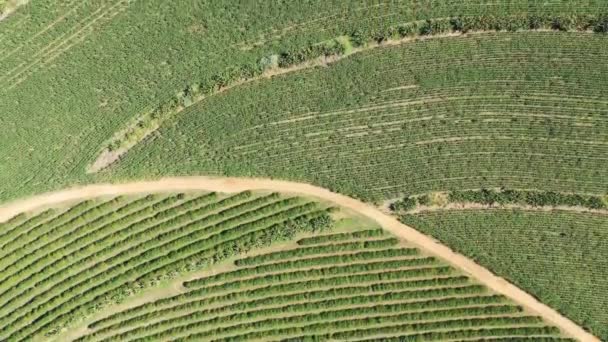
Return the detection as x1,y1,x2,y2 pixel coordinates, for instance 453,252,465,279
0,176,599,342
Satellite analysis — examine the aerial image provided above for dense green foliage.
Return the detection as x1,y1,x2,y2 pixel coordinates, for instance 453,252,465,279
101,12,608,158
1,2,608,340
448,188,606,209
401,210,608,339
0,191,332,340
75,230,568,342
390,189,607,213
113,31,608,201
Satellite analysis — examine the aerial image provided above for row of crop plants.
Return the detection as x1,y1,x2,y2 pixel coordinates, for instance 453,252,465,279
0,191,332,341
76,229,568,342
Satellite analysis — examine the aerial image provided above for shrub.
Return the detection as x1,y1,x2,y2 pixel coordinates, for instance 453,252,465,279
594,15,608,33
390,196,417,212
417,195,431,206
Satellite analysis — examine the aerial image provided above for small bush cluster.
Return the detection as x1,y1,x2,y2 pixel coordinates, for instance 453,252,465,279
278,39,346,68
390,194,431,212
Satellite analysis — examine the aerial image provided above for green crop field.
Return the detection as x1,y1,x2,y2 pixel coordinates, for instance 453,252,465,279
1,0,608,341
0,194,571,342
77,229,567,342
112,31,608,201
0,191,336,340
0,1,607,202
402,210,608,339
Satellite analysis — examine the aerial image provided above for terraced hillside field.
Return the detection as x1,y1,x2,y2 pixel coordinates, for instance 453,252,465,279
401,210,608,339
0,190,575,341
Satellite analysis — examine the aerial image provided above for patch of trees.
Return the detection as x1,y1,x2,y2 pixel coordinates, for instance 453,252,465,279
449,189,606,209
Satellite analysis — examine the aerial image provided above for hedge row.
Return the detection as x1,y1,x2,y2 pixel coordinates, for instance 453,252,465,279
186,255,441,289
210,249,427,287
449,188,606,209
178,292,511,341
300,326,562,342
88,278,482,341
235,237,402,267
330,316,545,341
90,271,467,331
0,195,168,304
0,193,253,338
0,196,130,274
151,302,517,342
87,275,473,337
28,203,324,339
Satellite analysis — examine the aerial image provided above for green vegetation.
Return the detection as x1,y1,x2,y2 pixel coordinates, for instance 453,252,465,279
0,1,607,202
94,12,608,168
390,189,607,213
75,229,569,342
1,1,608,341
448,188,607,209
113,31,608,202
401,210,608,339
0,191,332,340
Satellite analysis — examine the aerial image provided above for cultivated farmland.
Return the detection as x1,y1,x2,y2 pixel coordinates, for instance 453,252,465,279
402,210,608,339
112,32,608,201
0,1,607,202
1,1,608,341
76,229,569,342
0,192,571,342
0,190,333,340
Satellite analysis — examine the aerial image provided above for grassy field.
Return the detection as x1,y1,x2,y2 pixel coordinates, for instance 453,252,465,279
112,31,608,201
0,194,571,341
401,210,608,339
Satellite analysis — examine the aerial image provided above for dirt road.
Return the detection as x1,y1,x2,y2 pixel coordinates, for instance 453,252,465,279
0,176,599,342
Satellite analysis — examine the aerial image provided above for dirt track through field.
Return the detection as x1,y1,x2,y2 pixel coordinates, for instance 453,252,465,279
0,176,599,342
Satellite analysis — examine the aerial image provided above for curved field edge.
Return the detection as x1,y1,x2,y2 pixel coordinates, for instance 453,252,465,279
0,176,600,342
89,14,608,172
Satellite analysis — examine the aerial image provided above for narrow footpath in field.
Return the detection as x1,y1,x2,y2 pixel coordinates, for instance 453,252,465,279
0,176,600,342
